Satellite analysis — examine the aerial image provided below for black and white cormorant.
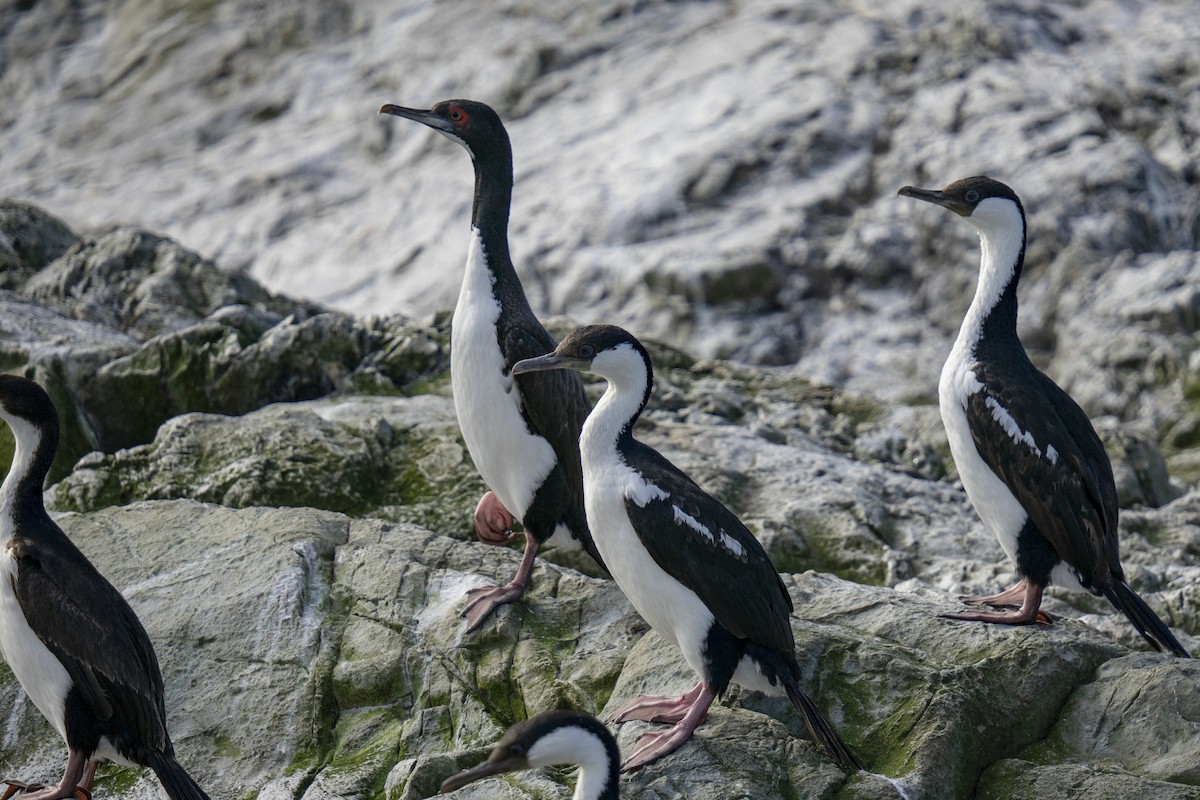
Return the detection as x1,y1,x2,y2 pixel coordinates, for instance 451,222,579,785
440,710,620,799
0,375,212,800
512,326,863,771
899,176,1190,658
379,99,605,631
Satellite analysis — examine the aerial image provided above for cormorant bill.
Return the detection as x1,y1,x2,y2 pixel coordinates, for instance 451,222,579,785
440,710,620,799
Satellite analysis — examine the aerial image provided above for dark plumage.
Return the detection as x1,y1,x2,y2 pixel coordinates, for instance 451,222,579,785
513,325,862,771
379,99,605,631
0,374,210,800
899,176,1190,657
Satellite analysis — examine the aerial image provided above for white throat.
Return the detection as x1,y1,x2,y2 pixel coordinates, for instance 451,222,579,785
952,196,1025,354
578,345,649,466
527,727,614,800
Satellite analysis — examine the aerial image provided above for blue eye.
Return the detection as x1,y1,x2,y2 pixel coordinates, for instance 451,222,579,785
965,189,980,203
579,344,595,358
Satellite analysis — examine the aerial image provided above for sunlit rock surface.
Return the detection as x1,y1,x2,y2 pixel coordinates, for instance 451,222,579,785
1,1,1199,797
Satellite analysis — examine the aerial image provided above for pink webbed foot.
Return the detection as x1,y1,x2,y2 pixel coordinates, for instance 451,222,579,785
619,684,716,773
473,492,518,545
943,580,1052,625
461,532,541,632
3,783,91,800
607,682,707,725
959,578,1029,608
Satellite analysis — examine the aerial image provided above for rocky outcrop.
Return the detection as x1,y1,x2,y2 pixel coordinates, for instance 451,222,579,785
3,0,1198,411
1,1,1199,796
2,499,1196,800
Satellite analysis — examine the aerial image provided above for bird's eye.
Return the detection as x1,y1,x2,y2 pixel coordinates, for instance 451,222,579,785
448,107,468,125
964,189,980,203
509,743,525,758
578,344,595,358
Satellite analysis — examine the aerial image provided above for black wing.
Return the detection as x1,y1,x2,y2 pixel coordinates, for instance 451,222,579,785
622,440,795,653
12,520,172,754
500,319,602,563
964,359,1121,586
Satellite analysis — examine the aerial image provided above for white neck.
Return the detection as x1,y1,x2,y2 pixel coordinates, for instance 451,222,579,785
0,410,42,542
952,197,1025,354
528,727,615,800
578,345,650,466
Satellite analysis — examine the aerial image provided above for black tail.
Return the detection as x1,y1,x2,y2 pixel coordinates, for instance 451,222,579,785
784,682,865,770
147,753,211,800
1103,582,1191,658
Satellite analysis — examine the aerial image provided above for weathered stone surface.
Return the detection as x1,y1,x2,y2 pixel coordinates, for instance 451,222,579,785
0,501,348,799
5,501,1193,800
0,201,79,288
24,228,318,340
3,0,1198,429
49,394,483,534
0,292,139,479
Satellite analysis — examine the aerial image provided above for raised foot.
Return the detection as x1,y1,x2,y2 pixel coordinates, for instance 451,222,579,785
2,782,91,800
607,683,706,725
462,582,527,632
473,491,518,545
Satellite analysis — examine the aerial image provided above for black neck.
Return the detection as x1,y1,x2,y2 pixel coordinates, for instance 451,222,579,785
599,741,621,800
469,139,526,305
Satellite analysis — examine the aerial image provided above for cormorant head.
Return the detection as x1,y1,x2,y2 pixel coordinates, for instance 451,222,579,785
379,98,509,162
512,324,650,385
0,374,57,432
439,710,617,794
898,175,1025,234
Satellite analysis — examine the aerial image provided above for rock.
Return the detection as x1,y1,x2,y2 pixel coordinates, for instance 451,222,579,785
0,200,79,289
0,292,139,480
1100,425,1187,508
24,228,319,340
62,308,447,453
2,0,1198,420
1051,251,1200,447
49,394,484,534
0,501,349,799
6,501,1191,800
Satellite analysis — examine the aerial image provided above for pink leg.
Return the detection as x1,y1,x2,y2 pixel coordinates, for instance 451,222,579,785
78,762,97,797
620,683,716,772
9,749,89,800
960,578,1028,608
473,492,518,545
462,533,539,632
943,580,1052,625
607,681,707,725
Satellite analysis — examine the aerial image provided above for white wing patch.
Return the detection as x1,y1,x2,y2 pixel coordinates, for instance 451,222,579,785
671,505,746,557
625,474,669,507
984,396,1046,459
1046,444,1059,465
672,505,714,543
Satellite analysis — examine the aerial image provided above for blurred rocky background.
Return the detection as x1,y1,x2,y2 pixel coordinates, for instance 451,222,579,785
1,0,1198,798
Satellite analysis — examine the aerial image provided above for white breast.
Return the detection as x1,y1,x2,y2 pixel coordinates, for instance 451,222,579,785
450,229,558,521
581,456,715,679
939,354,1028,564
